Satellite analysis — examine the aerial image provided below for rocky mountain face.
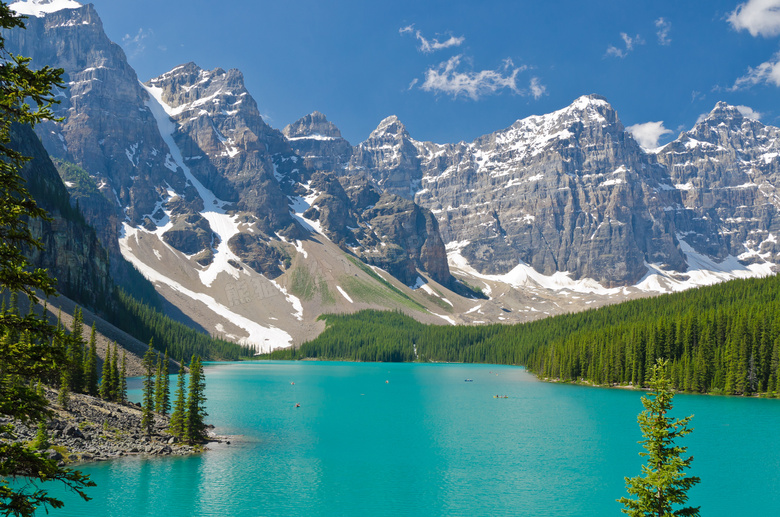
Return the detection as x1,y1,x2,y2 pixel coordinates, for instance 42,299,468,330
342,96,688,286
5,2,185,282
283,111,353,172
347,116,425,200
10,123,113,307
301,173,451,286
656,103,780,264
143,62,307,272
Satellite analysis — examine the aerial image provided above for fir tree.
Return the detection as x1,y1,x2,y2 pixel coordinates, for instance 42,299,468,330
119,351,127,404
169,366,186,440
98,345,112,401
31,420,49,451
109,343,119,401
155,350,170,415
57,367,70,409
184,356,207,444
154,355,163,413
67,308,84,393
619,359,700,517
83,323,98,395
141,340,156,436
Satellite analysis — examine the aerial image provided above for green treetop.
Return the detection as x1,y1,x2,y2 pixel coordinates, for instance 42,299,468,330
119,350,127,404
98,344,112,401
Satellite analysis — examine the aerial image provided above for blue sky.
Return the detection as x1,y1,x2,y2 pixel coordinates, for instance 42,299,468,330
80,0,780,147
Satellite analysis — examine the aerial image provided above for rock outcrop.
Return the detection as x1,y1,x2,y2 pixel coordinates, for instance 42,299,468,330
145,63,302,238
4,3,188,282
656,103,780,264
303,173,452,286
11,123,113,307
283,111,353,171
8,389,211,465
344,96,687,286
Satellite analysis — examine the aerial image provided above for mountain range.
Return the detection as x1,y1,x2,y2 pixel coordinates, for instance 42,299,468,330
7,0,780,351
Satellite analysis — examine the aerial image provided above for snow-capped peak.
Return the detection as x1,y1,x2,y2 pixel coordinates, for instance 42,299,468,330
369,115,409,139
568,93,611,111
10,0,82,17
704,101,746,122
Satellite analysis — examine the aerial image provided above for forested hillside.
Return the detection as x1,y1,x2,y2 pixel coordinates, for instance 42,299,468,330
272,274,780,396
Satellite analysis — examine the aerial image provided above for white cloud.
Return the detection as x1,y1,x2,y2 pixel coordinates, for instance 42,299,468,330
420,55,526,100
399,24,465,53
655,18,672,45
626,121,673,150
729,0,780,37
736,105,763,120
605,33,644,58
122,28,153,58
730,51,780,89
529,77,546,99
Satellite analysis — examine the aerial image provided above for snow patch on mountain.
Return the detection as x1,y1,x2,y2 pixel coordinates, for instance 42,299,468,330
119,225,292,352
448,249,622,295
336,286,353,303
270,281,304,321
288,184,328,237
141,82,249,287
635,238,775,293
10,0,81,17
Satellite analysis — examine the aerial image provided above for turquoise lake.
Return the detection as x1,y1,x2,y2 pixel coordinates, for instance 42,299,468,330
35,361,780,516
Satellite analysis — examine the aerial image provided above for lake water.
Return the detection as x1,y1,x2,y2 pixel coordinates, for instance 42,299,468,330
35,361,780,516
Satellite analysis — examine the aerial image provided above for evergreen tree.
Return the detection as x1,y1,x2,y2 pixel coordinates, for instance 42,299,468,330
57,367,70,409
98,345,112,401
154,355,163,412
66,308,85,393
109,343,119,401
83,323,98,395
141,340,156,436
0,3,94,512
184,356,207,444
155,350,170,415
619,359,700,517
31,420,49,451
169,366,186,440
119,351,127,404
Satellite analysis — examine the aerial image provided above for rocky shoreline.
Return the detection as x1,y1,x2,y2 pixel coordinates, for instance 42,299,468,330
5,389,222,465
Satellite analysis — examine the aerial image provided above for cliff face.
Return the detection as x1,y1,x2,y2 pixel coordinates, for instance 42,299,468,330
4,3,187,282
145,63,300,229
283,111,353,172
656,103,780,264
11,123,112,307
300,173,452,286
341,96,687,286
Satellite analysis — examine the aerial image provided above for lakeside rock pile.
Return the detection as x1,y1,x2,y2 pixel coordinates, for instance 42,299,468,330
5,389,218,465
